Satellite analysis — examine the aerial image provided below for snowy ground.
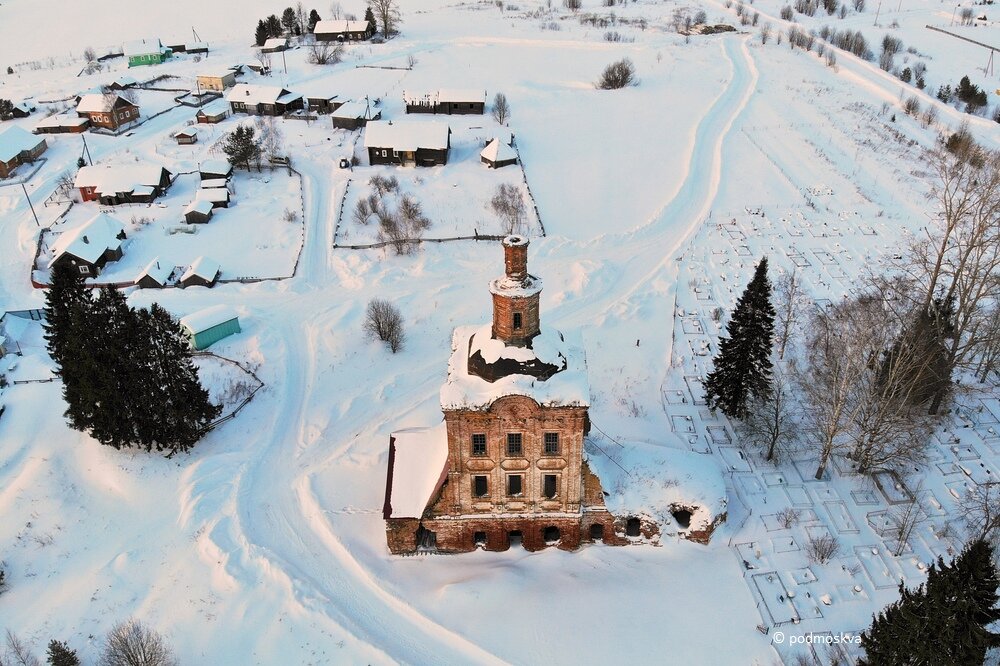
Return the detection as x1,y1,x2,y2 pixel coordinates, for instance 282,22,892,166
2,0,1000,664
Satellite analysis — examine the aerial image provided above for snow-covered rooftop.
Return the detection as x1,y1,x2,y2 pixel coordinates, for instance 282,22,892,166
588,443,727,536
331,100,378,120
174,128,197,138
481,138,517,164
196,188,229,204
134,257,172,285
34,114,89,130
262,38,287,49
180,304,238,334
197,99,230,116
200,178,228,189
199,159,232,177
123,37,164,57
197,70,234,80
227,84,299,106
181,256,220,282
363,120,450,151
185,199,214,216
440,324,589,411
0,126,43,162
74,164,168,193
76,93,132,114
112,75,138,88
438,88,483,103
48,213,125,267
315,19,371,34
384,421,449,519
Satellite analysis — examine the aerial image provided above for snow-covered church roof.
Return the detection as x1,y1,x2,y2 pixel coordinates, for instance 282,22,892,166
440,324,590,411
383,422,450,519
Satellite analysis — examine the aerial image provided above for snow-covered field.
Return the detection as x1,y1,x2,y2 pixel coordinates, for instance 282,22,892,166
2,0,1000,663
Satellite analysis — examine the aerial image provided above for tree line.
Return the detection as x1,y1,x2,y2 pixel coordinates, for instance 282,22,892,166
43,262,220,456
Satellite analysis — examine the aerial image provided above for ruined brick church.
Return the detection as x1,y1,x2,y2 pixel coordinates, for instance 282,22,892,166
382,235,632,553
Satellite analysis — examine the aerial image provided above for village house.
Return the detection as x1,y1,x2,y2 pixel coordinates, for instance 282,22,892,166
180,256,221,288
197,71,237,92
302,91,341,115
133,258,173,289
75,93,139,131
260,37,288,53
48,213,127,277
0,126,47,179
180,305,241,350
330,99,381,130
124,38,171,67
364,120,450,167
199,159,233,182
74,163,172,204
107,75,139,91
173,128,198,145
34,114,90,134
481,137,518,169
314,19,375,41
196,187,230,208
195,100,230,124
226,84,303,117
404,89,485,115
184,199,214,224
9,101,36,118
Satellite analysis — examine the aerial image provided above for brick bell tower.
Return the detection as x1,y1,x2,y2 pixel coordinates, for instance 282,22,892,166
490,235,541,347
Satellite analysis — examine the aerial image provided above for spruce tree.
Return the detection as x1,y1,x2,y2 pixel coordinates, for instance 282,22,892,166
364,6,377,32
44,262,93,435
255,20,269,46
266,14,283,38
281,7,298,35
703,257,776,419
46,640,80,666
308,9,322,32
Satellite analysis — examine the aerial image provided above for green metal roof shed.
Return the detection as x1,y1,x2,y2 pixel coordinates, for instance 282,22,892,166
180,305,241,350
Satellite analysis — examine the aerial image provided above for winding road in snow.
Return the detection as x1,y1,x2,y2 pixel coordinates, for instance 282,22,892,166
197,33,759,664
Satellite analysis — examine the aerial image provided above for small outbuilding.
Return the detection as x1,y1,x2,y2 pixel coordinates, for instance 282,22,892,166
173,128,198,144
180,256,221,288
196,100,230,124
330,100,381,130
184,199,215,224
134,258,173,288
199,159,233,182
34,114,90,134
480,138,518,169
196,188,230,208
180,305,240,350
261,38,288,53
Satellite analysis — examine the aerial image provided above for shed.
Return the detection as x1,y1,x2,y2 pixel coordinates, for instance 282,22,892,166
180,305,240,350
196,100,230,124
261,38,287,53
199,159,233,181
330,100,381,130
173,128,198,144
196,188,230,208
180,256,220,288
200,178,228,189
184,199,214,224
480,138,518,168
134,257,173,288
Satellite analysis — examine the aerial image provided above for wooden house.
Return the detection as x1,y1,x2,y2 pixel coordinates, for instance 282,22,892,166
134,258,173,288
195,100,229,124
304,93,340,114
124,38,171,67
314,19,375,42
480,137,518,169
364,120,450,167
261,38,287,53
34,114,90,134
404,89,485,115
184,199,214,224
10,101,36,118
75,93,139,131
197,71,237,92
180,256,221,288
330,100,381,130
108,75,139,90
0,126,47,179
74,164,172,204
180,305,240,350
199,159,233,182
173,128,198,144
227,84,303,116
196,187,230,208
48,213,127,277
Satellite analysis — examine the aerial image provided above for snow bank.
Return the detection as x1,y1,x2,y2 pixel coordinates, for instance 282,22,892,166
589,442,727,535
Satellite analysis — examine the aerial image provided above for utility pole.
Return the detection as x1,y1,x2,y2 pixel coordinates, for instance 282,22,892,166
21,183,39,226
81,134,92,165
281,48,287,75
951,4,958,26
874,0,882,25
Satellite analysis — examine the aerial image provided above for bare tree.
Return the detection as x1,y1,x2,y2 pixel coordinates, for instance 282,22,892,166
805,533,840,564
887,485,926,556
255,50,272,74
5,630,41,666
83,46,96,62
596,58,638,89
492,92,511,125
368,0,402,38
491,183,526,234
364,299,405,353
296,2,309,40
254,116,284,160
737,364,796,462
329,1,343,19
307,40,344,65
98,619,176,666
959,481,1000,543
774,267,804,359
760,22,772,45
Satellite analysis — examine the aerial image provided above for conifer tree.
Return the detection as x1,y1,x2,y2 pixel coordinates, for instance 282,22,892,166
861,538,1000,665
308,9,322,32
266,14,283,38
46,640,80,666
364,6,377,32
703,257,776,419
255,20,269,46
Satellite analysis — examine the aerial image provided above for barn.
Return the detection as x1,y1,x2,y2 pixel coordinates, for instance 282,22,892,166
180,305,241,350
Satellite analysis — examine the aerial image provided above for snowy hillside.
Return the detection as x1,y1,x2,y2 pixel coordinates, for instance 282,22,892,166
2,0,1000,664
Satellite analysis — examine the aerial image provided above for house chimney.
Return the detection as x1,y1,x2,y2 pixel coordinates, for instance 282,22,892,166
503,234,528,280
